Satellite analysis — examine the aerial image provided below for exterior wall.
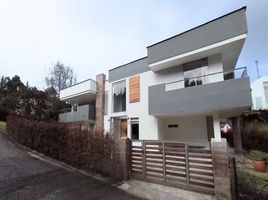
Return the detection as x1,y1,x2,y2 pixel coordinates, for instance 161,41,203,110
147,7,247,65
157,116,208,142
207,54,223,83
60,79,96,100
105,54,224,140
251,76,268,109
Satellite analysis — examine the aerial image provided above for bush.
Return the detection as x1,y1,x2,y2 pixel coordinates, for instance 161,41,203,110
6,115,118,179
246,150,268,162
237,170,268,200
241,121,268,152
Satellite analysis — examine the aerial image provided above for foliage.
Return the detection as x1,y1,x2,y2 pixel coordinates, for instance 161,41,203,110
246,150,268,162
241,121,268,152
0,121,6,131
6,115,119,179
45,61,77,96
237,170,268,200
0,75,70,121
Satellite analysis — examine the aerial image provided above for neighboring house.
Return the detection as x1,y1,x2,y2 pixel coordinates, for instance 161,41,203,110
59,7,252,145
251,76,268,110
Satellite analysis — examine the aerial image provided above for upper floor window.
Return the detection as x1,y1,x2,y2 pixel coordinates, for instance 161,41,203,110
183,58,208,88
112,80,126,112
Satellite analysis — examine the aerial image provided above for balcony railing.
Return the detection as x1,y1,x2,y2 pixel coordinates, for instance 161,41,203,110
58,104,95,123
165,67,247,91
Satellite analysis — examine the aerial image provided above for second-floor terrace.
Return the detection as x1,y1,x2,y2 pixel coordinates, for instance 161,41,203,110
148,67,252,117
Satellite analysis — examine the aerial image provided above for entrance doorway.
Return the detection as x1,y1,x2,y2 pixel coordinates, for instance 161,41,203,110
131,118,139,140
120,119,128,138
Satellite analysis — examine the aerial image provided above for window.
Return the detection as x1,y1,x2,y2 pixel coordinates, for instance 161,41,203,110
131,118,139,140
112,80,126,112
183,58,208,88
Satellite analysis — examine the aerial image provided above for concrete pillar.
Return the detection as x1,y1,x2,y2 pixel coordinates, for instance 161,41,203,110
115,138,131,180
211,138,231,200
213,113,221,142
232,116,243,154
95,74,106,134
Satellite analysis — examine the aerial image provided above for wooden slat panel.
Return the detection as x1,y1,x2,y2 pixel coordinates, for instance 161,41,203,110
129,75,140,103
131,140,215,195
188,153,212,159
146,159,164,164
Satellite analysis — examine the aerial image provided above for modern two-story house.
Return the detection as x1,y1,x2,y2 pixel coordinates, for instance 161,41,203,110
59,7,252,149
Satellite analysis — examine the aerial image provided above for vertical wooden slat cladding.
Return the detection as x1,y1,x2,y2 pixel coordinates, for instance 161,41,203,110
129,75,140,103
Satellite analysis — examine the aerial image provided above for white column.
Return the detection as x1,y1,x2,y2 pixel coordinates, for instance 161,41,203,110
71,103,74,112
127,118,131,139
213,113,221,142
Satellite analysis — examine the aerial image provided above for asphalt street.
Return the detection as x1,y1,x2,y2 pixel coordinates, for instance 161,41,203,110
0,131,142,200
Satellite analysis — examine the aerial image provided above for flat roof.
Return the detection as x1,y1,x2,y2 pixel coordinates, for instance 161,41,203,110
147,6,247,48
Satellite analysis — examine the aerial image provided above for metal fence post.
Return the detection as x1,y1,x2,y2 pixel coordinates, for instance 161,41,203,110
142,140,146,179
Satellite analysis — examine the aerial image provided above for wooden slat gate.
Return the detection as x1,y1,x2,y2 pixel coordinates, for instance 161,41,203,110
131,140,215,194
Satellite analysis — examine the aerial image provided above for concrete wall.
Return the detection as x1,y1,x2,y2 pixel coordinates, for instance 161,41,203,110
158,116,208,142
147,7,247,65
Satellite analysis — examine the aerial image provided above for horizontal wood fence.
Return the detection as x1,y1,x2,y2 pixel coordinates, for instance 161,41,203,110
131,140,215,194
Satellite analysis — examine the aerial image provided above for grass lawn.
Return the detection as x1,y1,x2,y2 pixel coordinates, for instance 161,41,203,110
0,121,6,131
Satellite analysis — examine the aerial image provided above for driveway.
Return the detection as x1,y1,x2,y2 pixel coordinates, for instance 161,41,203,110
0,131,142,200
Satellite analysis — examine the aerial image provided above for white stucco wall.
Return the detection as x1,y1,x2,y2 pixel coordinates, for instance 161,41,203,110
251,76,268,109
104,55,224,140
158,116,208,142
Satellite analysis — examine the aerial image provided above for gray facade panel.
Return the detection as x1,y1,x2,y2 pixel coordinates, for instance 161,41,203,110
59,104,95,122
109,57,150,82
149,77,252,116
147,8,247,64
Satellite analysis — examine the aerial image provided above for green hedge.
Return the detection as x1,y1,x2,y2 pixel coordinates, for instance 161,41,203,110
6,115,116,178
237,170,268,200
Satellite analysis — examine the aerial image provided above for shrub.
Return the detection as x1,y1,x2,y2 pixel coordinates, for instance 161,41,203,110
6,115,118,179
237,170,268,200
246,150,268,162
241,121,268,152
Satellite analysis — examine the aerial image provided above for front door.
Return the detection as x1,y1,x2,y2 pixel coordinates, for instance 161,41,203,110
120,119,128,138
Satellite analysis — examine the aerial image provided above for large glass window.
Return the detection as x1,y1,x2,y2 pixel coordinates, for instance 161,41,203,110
183,58,208,88
112,80,126,112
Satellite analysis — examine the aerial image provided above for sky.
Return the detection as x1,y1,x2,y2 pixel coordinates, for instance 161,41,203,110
0,0,268,89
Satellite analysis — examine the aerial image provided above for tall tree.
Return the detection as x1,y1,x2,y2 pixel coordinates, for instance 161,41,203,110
45,61,77,96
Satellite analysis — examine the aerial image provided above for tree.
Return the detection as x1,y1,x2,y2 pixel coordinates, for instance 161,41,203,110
0,75,71,121
45,61,77,96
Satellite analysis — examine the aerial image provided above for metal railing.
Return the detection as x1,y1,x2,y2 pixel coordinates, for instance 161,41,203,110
165,67,247,89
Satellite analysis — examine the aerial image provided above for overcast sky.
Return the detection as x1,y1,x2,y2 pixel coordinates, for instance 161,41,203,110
0,0,267,89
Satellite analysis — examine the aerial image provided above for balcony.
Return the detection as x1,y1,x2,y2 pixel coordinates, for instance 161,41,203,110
148,67,252,117
58,104,95,123
60,79,96,104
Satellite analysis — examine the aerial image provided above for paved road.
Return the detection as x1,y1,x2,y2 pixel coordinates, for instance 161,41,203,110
0,132,142,200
